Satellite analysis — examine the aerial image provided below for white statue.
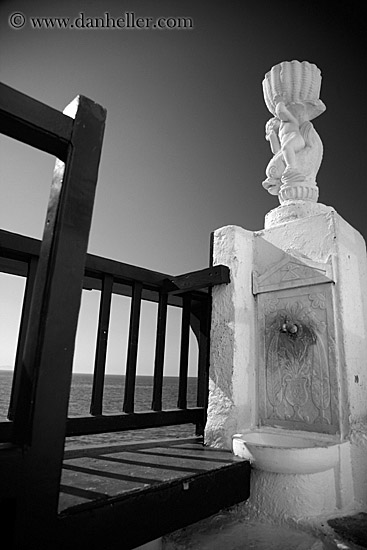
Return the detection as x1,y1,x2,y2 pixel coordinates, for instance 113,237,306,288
262,61,326,203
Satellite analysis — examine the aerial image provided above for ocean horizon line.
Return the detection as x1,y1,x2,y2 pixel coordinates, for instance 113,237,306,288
0,368,197,379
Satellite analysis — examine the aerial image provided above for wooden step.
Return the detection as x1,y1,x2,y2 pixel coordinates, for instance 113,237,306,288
57,437,251,549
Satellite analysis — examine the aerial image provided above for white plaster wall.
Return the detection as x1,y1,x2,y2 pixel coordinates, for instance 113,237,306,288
257,209,367,431
255,209,367,509
332,214,367,425
247,468,338,521
256,209,337,265
205,226,256,449
331,215,367,507
206,212,367,509
350,424,367,505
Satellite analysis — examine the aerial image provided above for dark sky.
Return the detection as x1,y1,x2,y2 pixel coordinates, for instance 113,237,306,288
1,0,366,373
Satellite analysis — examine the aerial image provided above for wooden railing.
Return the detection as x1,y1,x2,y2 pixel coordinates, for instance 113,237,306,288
0,82,229,547
0,229,229,441
1,81,108,546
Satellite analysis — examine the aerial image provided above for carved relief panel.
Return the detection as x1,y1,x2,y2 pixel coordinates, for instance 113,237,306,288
254,256,339,434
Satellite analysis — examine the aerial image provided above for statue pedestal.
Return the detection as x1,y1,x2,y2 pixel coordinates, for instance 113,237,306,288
206,208,367,517
265,200,333,228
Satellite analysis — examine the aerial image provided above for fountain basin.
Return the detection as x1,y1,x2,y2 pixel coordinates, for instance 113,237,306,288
232,429,343,474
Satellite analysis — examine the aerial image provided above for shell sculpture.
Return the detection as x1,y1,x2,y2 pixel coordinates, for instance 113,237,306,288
263,60,326,121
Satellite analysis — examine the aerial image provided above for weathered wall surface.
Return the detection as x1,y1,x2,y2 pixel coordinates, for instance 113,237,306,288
205,226,256,449
206,209,367,510
258,209,367,436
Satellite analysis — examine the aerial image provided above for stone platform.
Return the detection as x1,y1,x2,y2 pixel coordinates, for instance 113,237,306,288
164,506,367,550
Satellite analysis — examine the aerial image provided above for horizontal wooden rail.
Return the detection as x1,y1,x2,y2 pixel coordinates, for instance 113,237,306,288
0,82,73,161
163,265,230,294
0,229,216,306
66,408,203,436
0,396,205,441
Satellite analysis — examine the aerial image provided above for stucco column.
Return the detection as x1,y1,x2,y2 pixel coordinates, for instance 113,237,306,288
205,225,256,449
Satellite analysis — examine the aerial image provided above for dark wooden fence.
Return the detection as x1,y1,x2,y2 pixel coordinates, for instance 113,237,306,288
0,82,230,547
0,228,229,441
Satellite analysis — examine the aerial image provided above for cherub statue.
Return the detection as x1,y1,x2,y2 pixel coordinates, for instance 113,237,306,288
262,100,323,196
276,101,306,177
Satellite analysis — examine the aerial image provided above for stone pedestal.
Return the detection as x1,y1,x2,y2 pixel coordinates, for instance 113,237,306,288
264,200,333,228
205,206,367,514
259,207,367,434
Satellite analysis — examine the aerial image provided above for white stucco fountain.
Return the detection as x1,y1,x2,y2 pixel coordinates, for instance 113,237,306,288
205,60,367,523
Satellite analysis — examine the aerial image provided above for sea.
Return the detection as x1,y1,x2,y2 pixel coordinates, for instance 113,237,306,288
0,369,198,447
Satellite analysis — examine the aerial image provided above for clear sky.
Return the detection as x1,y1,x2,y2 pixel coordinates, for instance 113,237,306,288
0,0,366,375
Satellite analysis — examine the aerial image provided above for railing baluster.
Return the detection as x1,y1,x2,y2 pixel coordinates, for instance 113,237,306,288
8,256,38,421
152,292,168,411
123,281,143,413
196,295,211,435
196,296,211,407
177,294,191,409
90,274,114,415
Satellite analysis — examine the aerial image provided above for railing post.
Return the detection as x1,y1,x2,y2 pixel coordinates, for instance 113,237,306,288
11,94,106,546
